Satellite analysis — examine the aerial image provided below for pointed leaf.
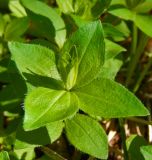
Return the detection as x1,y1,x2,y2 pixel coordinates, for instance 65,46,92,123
134,14,152,37
109,7,152,37
61,20,105,87
105,39,126,60
126,135,147,160
24,87,78,130
46,121,64,143
98,58,123,80
65,114,108,159
9,42,61,80
74,78,149,118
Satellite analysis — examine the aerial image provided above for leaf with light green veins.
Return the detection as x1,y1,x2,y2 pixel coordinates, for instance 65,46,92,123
8,42,61,81
0,151,10,160
73,78,149,118
24,87,78,130
21,0,66,48
65,114,108,159
60,20,105,88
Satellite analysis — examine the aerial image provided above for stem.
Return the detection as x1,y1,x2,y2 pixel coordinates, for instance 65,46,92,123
118,118,129,160
133,56,152,93
126,23,138,86
127,117,152,126
88,157,96,160
126,25,149,86
41,146,67,160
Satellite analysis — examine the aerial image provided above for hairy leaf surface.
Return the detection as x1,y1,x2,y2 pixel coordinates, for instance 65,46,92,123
60,20,105,88
9,42,61,80
74,78,149,117
65,114,108,159
24,87,78,130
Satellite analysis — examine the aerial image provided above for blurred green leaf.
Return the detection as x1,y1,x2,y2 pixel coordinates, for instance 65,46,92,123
0,151,10,160
21,0,66,47
105,39,126,60
4,17,29,41
9,0,26,17
140,145,152,160
126,135,147,160
57,0,111,20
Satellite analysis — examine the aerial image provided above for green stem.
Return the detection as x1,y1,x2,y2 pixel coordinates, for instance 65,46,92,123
41,146,67,160
126,23,138,86
127,117,152,126
133,56,152,93
118,118,129,160
126,26,149,86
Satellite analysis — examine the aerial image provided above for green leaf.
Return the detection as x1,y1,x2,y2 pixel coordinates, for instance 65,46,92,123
27,13,55,43
9,0,26,17
16,125,51,148
0,14,5,37
15,121,63,150
125,0,145,9
109,7,152,37
4,17,29,41
14,147,35,160
60,20,105,88
46,121,64,143
109,7,134,21
74,78,149,118
65,114,108,159
9,42,61,80
41,147,66,160
0,151,10,160
126,135,147,160
103,23,126,39
134,14,152,37
57,0,111,20
0,61,27,112
140,145,152,160
134,0,152,13
98,58,123,79
21,0,66,47
24,87,78,130
105,39,126,60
